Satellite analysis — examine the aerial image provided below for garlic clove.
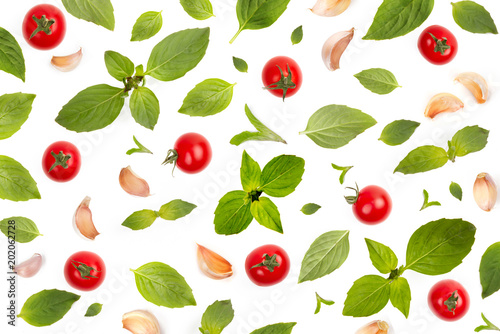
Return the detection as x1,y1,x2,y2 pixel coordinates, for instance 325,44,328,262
119,166,151,197
74,196,100,240
122,310,160,334
311,0,351,17
474,173,497,212
424,93,464,119
14,253,42,278
322,28,354,71
197,244,233,280
455,72,488,104
51,48,83,72
356,320,390,334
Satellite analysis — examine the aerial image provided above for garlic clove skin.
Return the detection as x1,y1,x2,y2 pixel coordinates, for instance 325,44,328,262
322,28,354,71
455,72,488,104
73,196,100,240
51,48,83,72
424,93,464,119
197,244,233,280
122,310,160,334
311,0,351,17
14,253,42,278
119,166,151,197
474,173,497,212
356,320,390,334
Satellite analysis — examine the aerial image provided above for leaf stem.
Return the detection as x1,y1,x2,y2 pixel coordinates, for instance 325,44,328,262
229,27,243,44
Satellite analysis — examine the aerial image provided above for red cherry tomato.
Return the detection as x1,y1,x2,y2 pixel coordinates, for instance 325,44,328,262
42,141,81,182
245,244,290,287
428,279,470,321
163,133,212,174
346,185,392,225
64,251,106,291
22,4,66,50
418,25,458,65
262,56,302,100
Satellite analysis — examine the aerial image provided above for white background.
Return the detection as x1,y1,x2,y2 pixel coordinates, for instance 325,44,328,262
1,0,500,333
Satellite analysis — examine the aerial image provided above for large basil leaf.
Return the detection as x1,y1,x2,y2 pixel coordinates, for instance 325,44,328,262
104,51,134,81
0,27,25,82
181,0,214,20
480,242,500,299
452,1,498,34
122,209,159,231
379,120,420,146
131,262,196,308
130,87,160,130
199,300,234,334
389,277,411,318
343,275,391,317
405,218,476,275
178,79,235,117
354,68,400,95
0,217,42,243
250,323,296,334
62,0,115,31
0,156,40,201
131,11,163,42
241,150,261,192
450,125,489,158
214,190,253,235
230,104,286,145
158,199,197,220
365,238,398,274
0,93,36,140
259,155,304,197
250,197,282,233
394,145,448,174
300,105,376,149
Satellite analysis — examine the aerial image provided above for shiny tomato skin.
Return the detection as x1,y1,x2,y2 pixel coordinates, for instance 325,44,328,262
352,185,392,225
22,4,66,50
262,56,302,99
42,141,81,182
245,244,290,287
428,280,470,321
64,251,106,291
418,25,458,65
174,133,212,174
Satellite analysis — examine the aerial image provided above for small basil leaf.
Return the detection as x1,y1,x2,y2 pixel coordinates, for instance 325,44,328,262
259,155,304,197
199,300,234,334
354,68,400,94
379,120,420,146
475,313,500,332
131,11,163,42
0,156,41,201
480,242,500,299
449,182,462,201
389,277,411,318
450,125,489,158
181,0,215,20
122,210,159,231
158,200,197,220
343,275,391,317
232,56,248,73
420,189,441,211
126,136,153,155
301,203,321,215
452,1,498,34
0,217,42,243
84,303,102,317
365,238,398,274
394,145,448,174
331,163,353,184
241,150,261,192
250,197,283,233
230,104,286,145
314,292,334,314
291,25,303,45
130,87,160,130
214,191,253,235
104,51,134,81
250,323,297,334
0,93,36,140
62,0,115,31
178,79,235,117
0,27,25,81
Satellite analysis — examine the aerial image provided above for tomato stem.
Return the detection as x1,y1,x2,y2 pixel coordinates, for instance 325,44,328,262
30,15,55,39
444,290,459,314
71,260,99,280
344,183,359,205
251,253,280,272
162,149,178,176
428,32,451,55
48,151,72,172
263,64,296,101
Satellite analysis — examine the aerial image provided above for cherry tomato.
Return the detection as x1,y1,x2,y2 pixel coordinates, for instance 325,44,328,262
428,279,470,321
22,4,66,50
163,133,212,174
42,141,81,182
64,251,106,291
262,56,302,100
346,184,392,225
418,25,458,65
245,244,290,287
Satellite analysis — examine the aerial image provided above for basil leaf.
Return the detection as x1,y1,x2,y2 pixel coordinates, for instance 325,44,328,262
158,199,197,220
250,197,282,233
365,238,398,274
475,313,500,332
130,87,160,130
84,303,102,317
389,277,411,318
146,28,210,81
181,0,215,20
0,27,25,82
230,0,291,43
61,0,115,31
0,93,36,140
449,182,462,201
364,0,434,40
0,156,40,201
199,300,234,334
0,217,42,243
300,105,377,149
331,163,353,185
291,25,303,45
126,136,153,155
343,275,391,317
131,11,163,42
298,230,350,283
178,79,235,117
18,289,80,327
259,155,304,197
214,190,253,235
250,323,296,334
55,84,125,132
450,125,489,158
233,56,248,73
452,1,497,34
394,145,448,174
104,51,134,81
379,120,420,146
354,68,400,95
241,150,261,192
314,292,334,314
230,104,286,145
420,189,441,211
132,262,196,308
405,218,476,275
301,203,321,215
480,242,500,299
122,209,159,231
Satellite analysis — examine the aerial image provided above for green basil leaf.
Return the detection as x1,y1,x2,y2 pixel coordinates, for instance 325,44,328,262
450,125,489,158
389,277,411,318
365,238,398,274
420,189,441,211
233,56,248,73
379,120,420,146
475,313,500,332
331,163,353,185
146,28,210,81
314,292,334,314
0,93,36,140
291,25,303,45
405,218,476,275
122,210,159,231
364,0,434,40
61,0,115,31
84,303,102,317
158,199,197,220
449,182,462,201
354,68,401,94
181,0,215,20
241,150,261,192
250,197,282,233
131,11,163,41
301,203,321,215
452,1,497,34
130,87,160,130
104,51,134,81
259,155,304,197
126,135,153,155
18,289,80,327
55,84,125,132
0,27,25,82
0,156,40,201
199,300,234,334
250,323,297,334
214,190,253,235
178,79,235,117
343,275,391,317
480,242,500,299
230,104,286,145
298,230,350,283
0,217,42,243
394,145,448,174
131,262,196,308
230,0,291,43
300,105,377,149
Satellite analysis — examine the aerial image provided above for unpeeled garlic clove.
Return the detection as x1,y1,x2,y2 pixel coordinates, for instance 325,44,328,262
311,0,351,17
322,28,354,71
14,253,42,278
474,173,497,212
74,196,100,240
119,166,151,197
356,320,390,334
51,48,83,72
455,72,488,104
197,244,233,280
122,310,160,334
424,93,464,119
